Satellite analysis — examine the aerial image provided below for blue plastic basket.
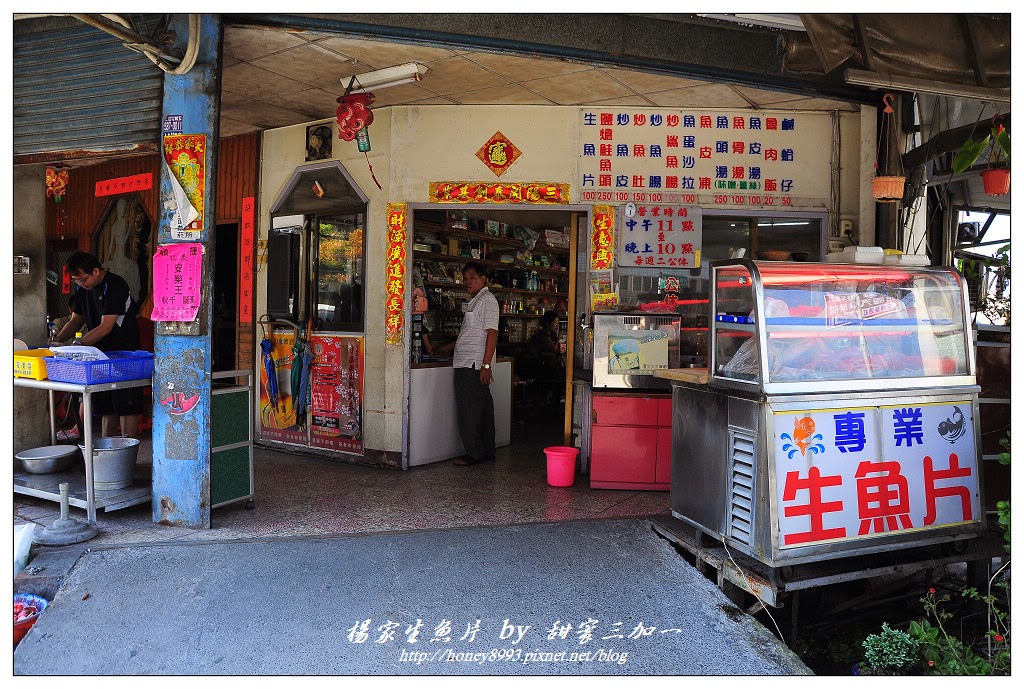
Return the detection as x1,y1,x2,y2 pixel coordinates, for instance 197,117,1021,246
42,350,154,385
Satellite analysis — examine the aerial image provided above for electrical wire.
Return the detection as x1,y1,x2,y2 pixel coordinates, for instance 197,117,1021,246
719,539,785,641
830,111,841,241
72,13,200,75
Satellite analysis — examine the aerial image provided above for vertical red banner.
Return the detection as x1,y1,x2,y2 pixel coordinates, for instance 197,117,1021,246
385,204,409,345
591,204,615,270
239,196,255,323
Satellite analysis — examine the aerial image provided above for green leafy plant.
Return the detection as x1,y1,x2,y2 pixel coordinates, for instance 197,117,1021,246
909,587,1010,675
861,622,920,674
996,432,1010,553
953,123,1010,174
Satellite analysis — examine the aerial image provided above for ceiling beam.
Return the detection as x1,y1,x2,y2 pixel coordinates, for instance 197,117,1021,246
903,113,1010,171
959,15,987,87
228,13,880,105
844,69,1010,103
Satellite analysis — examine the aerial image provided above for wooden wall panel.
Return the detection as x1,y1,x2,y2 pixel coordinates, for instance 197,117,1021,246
45,132,261,241
214,131,260,223
43,132,262,370
46,154,161,247
215,132,261,372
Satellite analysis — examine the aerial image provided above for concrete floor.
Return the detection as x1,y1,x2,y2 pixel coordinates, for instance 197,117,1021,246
13,413,816,675
14,413,671,547
14,518,810,675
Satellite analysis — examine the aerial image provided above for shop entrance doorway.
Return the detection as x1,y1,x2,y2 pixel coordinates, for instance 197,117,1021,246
213,222,239,372
407,205,584,469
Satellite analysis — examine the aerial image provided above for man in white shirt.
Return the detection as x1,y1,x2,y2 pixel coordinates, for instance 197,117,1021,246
438,261,500,466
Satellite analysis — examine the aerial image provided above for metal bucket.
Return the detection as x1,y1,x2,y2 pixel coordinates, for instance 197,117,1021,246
79,437,140,490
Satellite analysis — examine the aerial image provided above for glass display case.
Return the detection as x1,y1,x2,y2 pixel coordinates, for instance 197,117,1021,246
662,259,984,569
711,260,975,393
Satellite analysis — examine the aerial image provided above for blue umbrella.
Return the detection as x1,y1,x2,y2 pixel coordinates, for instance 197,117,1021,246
260,337,279,411
290,335,305,411
294,343,315,424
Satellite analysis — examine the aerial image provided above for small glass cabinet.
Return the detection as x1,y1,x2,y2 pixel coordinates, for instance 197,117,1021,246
711,260,975,394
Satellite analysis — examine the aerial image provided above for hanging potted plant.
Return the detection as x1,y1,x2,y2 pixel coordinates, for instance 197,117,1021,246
953,119,1010,196
872,94,906,202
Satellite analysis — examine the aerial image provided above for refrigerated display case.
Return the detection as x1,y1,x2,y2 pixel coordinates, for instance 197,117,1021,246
661,259,984,566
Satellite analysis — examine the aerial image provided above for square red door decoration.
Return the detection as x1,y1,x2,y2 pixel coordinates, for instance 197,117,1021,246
476,131,522,177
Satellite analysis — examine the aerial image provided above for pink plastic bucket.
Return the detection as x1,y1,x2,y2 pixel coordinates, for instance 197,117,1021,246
544,446,579,487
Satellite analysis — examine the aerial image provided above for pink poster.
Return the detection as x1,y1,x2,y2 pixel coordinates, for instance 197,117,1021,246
151,243,203,322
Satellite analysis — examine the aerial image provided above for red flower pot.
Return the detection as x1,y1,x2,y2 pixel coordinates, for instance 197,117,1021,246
981,168,1010,196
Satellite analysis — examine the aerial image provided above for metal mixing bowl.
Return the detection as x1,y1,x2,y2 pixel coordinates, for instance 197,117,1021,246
16,445,79,474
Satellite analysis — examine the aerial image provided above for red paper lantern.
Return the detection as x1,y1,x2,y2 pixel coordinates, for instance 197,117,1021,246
45,167,69,202
336,92,375,141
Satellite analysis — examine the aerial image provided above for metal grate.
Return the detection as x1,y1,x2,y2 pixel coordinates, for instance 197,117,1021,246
14,15,164,159
727,429,756,546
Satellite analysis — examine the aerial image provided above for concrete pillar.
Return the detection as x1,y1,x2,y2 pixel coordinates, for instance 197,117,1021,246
12,164,51,453
151,14,222,528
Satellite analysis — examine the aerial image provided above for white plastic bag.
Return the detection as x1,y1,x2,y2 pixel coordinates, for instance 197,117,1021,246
14,523,35,578
50,345,107,361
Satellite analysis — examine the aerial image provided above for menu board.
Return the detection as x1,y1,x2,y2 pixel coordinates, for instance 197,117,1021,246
617,204,702,268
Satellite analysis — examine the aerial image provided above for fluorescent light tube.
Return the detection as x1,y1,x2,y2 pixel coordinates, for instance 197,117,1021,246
342,62,428,93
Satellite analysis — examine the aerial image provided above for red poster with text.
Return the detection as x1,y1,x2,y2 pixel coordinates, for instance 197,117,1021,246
310,334,363,454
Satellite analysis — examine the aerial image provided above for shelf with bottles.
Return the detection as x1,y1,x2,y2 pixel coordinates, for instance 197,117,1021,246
414,211,570,266
415,220,535,254
413,250,569,277
423,278,569,296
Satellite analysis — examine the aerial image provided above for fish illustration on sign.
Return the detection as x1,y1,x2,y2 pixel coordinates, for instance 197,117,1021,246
780,416,825,459
937,406,967,443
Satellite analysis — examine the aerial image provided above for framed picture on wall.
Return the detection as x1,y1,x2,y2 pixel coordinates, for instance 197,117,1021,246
306,124,333,161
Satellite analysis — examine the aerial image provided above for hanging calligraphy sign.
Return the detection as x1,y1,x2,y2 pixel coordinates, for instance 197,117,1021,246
428,181,569,205
385,204,409,345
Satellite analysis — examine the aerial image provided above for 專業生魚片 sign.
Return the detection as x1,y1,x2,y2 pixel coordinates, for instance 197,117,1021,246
773,401,979,549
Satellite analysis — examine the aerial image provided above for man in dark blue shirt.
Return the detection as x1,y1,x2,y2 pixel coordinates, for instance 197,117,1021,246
51,252,143,437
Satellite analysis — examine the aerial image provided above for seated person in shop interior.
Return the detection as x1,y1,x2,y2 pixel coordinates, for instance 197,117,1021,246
518,311,565,402
51,251,143,438
418,324,436,358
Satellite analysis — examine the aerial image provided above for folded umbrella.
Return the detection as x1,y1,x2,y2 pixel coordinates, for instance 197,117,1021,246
260,337,279,411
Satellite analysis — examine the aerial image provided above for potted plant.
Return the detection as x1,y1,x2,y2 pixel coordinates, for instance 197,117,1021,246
855,622,921,675
953,121,1010,196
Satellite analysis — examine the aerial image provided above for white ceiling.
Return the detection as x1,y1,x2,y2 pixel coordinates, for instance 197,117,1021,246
218,26,861,137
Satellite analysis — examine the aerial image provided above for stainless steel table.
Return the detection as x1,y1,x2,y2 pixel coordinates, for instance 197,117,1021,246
13,375,151,523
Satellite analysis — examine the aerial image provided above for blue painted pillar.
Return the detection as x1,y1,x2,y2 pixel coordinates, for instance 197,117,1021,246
152,14,223,528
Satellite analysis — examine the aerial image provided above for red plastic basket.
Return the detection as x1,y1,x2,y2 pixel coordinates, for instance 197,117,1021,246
42,350,154,384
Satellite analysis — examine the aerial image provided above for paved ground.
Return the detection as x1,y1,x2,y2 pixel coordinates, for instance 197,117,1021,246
14,420,671,545
13,518,809,676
